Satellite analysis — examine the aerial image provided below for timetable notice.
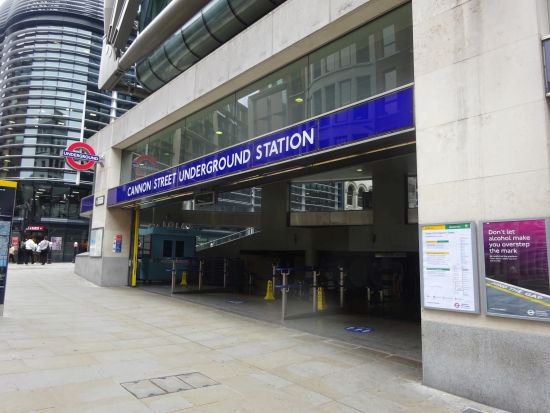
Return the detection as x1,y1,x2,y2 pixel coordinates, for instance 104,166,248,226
421,223,478,312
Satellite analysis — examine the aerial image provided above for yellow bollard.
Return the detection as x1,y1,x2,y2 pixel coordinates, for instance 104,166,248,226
317,287,327,311
180,271,188,287
264,280,275,301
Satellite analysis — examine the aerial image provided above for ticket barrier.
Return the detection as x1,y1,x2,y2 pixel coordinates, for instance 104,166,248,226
273,266,346,321
169,257,243,294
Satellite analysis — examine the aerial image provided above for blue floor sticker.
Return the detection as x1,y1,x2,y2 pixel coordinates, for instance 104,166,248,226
227,300,244,304
346,326,375,333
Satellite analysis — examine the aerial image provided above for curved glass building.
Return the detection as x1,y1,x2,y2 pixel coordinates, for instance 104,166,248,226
0,0,140,261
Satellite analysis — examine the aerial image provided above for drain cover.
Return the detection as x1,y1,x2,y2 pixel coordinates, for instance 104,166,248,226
121,372,218,399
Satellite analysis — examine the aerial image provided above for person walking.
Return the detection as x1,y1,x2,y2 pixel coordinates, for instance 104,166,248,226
24,237,37,264
37,237,50,265
72,241,78,263
9,244,15,263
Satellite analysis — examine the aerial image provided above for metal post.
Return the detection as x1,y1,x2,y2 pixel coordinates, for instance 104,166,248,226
199,259,204,291
281,271,288,321
130,208,140,287
312,270,319,313
223,258,228,289
171,260,176,293
272,264,276,298
76,90,87,186
339,266,345,309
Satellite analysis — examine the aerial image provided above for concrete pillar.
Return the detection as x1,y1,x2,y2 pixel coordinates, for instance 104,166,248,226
414,0,550,411
75,145,133,286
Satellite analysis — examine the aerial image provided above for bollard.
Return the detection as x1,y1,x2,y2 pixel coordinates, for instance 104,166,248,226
272,264,277,299
317,287,327,311
264,280,275,301
281,271,288,321
223,258,228,289
339,266,345,309
312,270,319,313
199,259,204,291
170,260,176,293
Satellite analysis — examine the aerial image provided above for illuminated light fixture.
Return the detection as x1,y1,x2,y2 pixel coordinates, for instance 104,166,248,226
57,122,64,125
215,130,223,135
8,120,14,124
90,113,96,117
7,127,13,130
356,168,363,172
294,97,304,103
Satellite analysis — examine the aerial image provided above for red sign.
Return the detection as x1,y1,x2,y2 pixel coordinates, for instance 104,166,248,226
64,142,100,171
25,225,45,231
132,154,159,178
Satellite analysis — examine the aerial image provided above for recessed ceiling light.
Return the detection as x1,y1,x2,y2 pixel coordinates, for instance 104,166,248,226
295,97,304,103
215,130,223,135
356,168,363,172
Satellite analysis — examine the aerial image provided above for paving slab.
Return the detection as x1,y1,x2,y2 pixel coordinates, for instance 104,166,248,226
0,263,508,413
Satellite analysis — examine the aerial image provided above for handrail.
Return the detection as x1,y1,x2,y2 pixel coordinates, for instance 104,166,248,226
196,227,258,251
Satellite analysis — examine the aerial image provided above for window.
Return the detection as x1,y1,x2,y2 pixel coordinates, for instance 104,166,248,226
346,185,355,206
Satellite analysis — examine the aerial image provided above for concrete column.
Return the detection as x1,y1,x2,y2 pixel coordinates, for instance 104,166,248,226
414,0,550,411
75,145,133,286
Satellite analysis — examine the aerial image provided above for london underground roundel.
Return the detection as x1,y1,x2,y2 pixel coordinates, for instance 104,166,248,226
64,142,100,171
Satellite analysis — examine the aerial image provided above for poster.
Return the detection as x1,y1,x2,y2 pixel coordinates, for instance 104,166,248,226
51,237,62,251
482,219,550,321
420,223,479,313
89,228,103,257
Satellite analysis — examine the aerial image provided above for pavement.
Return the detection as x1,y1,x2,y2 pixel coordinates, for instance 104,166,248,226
0,263,507,413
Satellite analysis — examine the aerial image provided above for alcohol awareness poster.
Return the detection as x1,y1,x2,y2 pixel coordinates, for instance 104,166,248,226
482,219,550,321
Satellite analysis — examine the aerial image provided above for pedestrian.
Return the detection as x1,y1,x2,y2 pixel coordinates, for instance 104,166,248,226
72,241,78,263
37,237,50,265
9,244,15,263
24,237,37,264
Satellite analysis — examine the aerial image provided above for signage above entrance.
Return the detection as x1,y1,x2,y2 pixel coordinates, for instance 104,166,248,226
64,142,103,171
107,86,414,207
25,225,45,232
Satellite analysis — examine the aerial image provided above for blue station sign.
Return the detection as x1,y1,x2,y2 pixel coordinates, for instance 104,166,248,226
108,86,414,206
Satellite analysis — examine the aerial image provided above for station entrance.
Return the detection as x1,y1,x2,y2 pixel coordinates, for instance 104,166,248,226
134,150,421,361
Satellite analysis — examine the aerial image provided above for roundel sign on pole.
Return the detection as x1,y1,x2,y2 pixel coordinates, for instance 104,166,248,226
64,142,101,171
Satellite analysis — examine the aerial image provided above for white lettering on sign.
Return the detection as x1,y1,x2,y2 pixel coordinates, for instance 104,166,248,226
127,180,152,197
255,128,315,160
177,148,251,181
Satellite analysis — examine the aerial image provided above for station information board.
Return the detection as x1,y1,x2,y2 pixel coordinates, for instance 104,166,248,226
420,223,480,313
0,180,17,316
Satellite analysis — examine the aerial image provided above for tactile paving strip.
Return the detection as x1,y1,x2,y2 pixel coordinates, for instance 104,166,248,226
121,371,218,399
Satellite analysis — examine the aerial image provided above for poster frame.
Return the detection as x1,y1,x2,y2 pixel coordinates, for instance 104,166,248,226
89,227,103,258
479,217,550,323
419,221,480,314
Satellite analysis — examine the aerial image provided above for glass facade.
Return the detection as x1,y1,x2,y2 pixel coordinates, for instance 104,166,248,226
122,3,413,183
122,4,411,214
0,0,141,259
